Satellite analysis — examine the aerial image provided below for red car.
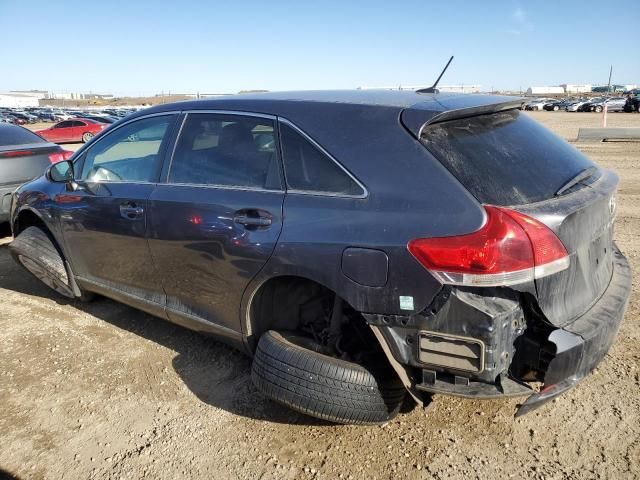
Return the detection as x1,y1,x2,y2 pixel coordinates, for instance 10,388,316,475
36,118,106,144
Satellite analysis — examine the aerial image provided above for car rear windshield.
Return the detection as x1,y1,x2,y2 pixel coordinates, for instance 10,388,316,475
0,124,46,147
419,110,596,205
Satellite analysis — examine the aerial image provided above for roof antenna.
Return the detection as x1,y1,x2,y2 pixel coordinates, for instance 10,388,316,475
416,56,454,94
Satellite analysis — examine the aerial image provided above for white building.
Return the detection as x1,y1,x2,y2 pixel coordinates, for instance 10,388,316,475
359,84,481,94
526,86,565,95
435,84,482,93
49,92,86,100
561,84,592,94
0,91,47,107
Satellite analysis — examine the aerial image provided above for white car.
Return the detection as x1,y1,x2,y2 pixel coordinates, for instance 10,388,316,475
525,98,554,111
566,100,588,112
52,112,72,121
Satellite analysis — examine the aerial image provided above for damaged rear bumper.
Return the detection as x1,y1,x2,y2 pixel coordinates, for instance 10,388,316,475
515,247,631,415
367,247,631,416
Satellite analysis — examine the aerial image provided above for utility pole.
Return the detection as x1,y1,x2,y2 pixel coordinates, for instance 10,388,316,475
607,65,613,94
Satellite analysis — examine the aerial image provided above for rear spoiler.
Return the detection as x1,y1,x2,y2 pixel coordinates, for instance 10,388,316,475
0,142,59,153
401,97,524,139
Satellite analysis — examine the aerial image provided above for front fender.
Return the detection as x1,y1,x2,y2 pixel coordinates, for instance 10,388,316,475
11,177,67,252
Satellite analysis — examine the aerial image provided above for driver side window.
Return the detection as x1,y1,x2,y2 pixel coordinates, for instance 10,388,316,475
80,115,173,183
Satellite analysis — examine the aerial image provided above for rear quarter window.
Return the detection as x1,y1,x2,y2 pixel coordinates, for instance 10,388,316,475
420,110,596,205
280,123,365,197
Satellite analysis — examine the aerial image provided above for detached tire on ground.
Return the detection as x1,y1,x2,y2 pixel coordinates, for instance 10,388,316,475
9,226,91,301
251,330,406,425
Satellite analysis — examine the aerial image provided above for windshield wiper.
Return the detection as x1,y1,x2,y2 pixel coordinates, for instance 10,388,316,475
555,166,598,196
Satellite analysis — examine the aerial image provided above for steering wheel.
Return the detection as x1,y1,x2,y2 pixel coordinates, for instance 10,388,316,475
87,166,123,182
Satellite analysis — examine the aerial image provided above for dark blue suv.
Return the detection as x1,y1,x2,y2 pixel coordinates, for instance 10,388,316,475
9,91,631,424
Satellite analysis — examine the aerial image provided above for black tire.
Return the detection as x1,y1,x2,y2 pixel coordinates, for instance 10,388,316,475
9,226,92,301
251,330,406,425
595,106,603,113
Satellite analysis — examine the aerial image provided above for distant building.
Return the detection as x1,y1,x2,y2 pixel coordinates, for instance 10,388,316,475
592,84,632,93
46,91,113,100
358,84,481,94
179,92,232,98
436,84,482,94
0,90,47,107
561,84,592,93
85,93,114,100
526,86,565,95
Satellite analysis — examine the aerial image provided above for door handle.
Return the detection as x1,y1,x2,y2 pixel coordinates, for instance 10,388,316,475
120,203,144,220
233,210,272,228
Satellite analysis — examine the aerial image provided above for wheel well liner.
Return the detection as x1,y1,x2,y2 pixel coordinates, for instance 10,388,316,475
13,209,47,237
246,275,338,346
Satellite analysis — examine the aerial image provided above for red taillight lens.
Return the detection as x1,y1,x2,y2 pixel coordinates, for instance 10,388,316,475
499,208,569,277
0,150,35,158
48,150,74,164
408,205,569,287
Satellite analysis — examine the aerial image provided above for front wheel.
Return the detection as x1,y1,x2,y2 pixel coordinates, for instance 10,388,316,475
82,132,94,143
594,106,603,113
251,331,406,425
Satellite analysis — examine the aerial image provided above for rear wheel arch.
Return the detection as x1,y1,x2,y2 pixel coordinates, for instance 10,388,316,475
244,274,348,349
245,277,409,424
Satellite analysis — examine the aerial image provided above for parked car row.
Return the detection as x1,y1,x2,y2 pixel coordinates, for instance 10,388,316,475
524,95,640,113
0,106,141,125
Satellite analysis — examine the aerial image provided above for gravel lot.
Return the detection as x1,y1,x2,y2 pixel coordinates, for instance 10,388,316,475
1,111,639,480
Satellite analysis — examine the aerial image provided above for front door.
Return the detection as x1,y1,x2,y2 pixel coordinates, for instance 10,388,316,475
57,114,178,306
49,121,73,142
148,112,285,334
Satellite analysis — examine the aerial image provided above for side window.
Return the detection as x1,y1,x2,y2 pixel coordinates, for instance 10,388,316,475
279,123,364,196
168,113,281,190
71,121,86,127
55,121,72,129
80,115,173,183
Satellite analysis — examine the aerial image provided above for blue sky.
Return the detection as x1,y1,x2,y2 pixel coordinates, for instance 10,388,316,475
0,0,638,95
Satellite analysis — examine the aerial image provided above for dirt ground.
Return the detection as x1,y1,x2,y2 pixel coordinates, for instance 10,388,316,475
1,111,639,480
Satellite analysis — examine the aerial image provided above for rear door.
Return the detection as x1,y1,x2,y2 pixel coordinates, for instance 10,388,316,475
148,111,284,334
416,109,617,326
58,113,178,308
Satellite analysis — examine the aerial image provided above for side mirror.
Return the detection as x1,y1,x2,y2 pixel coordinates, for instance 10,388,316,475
47,160,74,183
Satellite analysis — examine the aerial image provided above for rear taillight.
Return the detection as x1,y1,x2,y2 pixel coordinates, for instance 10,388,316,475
408,205,569,287
48,150,74,164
